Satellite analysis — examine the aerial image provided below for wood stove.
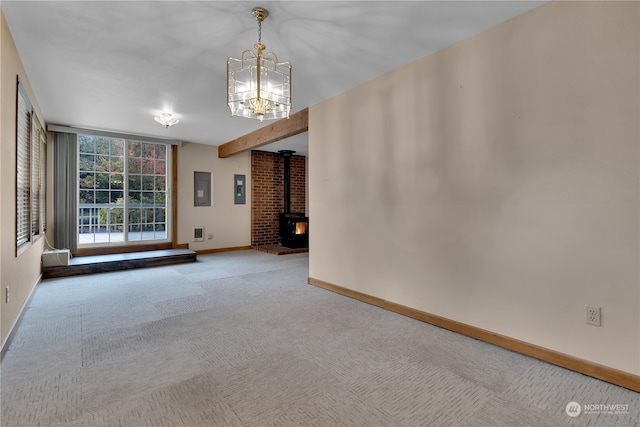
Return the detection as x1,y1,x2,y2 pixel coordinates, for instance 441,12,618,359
278,150,308,248
279,213,308,248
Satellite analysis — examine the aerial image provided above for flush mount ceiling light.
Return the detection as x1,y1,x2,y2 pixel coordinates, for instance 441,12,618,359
227,6,292,122
154,113,179,128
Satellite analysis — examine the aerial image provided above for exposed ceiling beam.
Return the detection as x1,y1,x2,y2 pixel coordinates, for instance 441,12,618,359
218,108,308,158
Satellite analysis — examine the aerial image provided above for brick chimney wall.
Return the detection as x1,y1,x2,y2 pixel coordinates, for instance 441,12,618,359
251,150,306,246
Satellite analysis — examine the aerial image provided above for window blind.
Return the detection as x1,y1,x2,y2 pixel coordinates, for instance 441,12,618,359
16,80,31,247
31,115,42,236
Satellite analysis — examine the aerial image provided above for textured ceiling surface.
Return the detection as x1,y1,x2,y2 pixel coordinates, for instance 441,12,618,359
2,1,545,155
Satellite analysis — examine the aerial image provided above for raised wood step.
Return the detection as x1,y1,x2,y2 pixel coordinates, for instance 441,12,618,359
42,249,197,279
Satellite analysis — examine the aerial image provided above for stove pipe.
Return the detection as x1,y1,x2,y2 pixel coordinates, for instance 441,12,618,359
278,150,295,214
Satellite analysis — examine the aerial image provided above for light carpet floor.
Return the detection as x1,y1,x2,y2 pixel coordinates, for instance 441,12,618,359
1,250,637,426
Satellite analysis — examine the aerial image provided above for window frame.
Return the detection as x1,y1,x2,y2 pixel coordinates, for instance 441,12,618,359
31,114,43,238
77,134,172,248
16,77,45,256
16,79,31,251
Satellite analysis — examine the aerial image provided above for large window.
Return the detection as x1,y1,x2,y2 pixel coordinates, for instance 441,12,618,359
78,135,169,245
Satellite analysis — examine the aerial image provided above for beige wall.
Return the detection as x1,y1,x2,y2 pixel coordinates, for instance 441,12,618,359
0,10,47,345
309,1,639,375
177,142,251,250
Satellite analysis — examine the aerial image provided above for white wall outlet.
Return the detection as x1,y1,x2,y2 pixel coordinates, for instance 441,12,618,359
585,305,601,326
207,234,213,240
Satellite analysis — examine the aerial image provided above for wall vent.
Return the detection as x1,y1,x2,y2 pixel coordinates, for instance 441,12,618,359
193,227,204,242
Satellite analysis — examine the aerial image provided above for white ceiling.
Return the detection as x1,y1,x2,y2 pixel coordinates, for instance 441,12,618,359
2,1,545,156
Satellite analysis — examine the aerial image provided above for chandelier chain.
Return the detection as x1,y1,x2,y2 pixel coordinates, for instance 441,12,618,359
258,20,262,45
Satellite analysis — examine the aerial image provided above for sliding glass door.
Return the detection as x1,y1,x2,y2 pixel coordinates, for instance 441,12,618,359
78,135,169,246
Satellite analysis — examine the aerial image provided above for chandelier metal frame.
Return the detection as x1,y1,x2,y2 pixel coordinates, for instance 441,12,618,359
227,7,292,122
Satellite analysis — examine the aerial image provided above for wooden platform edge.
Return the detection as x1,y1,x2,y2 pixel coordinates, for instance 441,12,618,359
308,277,640,392
253,244,309,255
43,250,196,279
75,242,174,257
195,245,252,255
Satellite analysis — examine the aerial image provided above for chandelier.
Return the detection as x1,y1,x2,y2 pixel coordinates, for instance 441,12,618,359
227,7,291,122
